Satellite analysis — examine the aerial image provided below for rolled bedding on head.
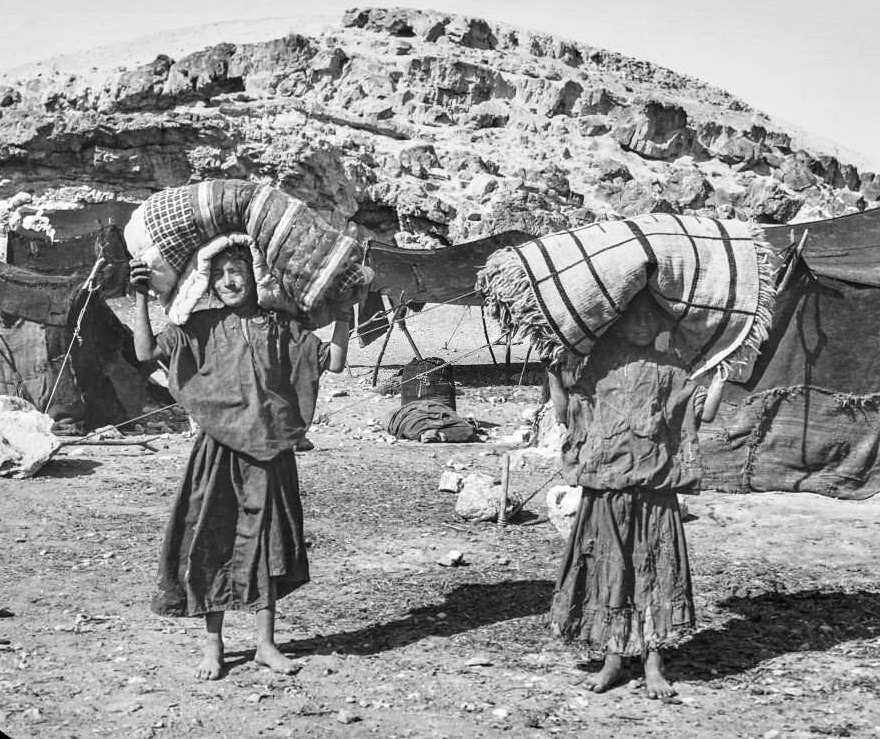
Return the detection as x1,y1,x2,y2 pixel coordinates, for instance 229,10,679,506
475,213,781,381
123,179,362,325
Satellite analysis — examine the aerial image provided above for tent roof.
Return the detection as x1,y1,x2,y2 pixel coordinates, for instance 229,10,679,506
765,207,880,287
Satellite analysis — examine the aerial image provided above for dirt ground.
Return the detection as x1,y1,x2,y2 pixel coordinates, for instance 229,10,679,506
1,304,880,739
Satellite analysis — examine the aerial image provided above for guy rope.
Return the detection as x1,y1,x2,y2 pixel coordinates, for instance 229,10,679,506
42,256,106,414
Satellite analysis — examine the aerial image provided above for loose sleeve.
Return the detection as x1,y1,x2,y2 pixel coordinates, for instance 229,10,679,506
154,323,186,363
284,319,328,431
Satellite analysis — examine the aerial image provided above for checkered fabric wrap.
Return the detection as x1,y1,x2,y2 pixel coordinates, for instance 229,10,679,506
333,263,372,295
127,179,359,318
476,214,778,379
142,186,203,273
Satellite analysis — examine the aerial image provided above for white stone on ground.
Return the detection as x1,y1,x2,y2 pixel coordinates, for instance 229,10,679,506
0,396,61,478
454,472,521,522
546,485,582,539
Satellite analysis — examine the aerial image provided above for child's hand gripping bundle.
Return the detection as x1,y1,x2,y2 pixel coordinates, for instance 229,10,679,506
123,179,372,325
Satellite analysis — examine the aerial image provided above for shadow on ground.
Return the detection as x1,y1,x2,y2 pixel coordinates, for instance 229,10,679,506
671,589,880,681
254,579,553,662
38,458,102,477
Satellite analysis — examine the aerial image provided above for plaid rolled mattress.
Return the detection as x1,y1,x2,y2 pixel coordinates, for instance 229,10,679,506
123,179,359,323
476,214,779,379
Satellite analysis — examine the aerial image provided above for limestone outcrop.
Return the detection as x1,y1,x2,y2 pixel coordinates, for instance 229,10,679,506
1,6,876,267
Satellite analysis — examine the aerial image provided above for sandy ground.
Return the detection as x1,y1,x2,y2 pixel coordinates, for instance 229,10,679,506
1,302,880,738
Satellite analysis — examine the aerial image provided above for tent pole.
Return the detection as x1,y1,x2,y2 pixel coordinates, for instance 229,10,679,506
777,229,810,293
398,307,423,361
371,301,402,387
481,305,498,366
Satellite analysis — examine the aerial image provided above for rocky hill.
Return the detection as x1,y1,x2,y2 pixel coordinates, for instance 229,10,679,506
1,6,877,267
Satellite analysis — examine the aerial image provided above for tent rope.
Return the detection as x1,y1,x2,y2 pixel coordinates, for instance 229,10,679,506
349,288,479,343
42,257,106,414
442,306,470,350
57,402,181,447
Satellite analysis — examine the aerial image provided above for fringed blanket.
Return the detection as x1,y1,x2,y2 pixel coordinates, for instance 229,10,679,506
123,179,359,324
476,214,779,379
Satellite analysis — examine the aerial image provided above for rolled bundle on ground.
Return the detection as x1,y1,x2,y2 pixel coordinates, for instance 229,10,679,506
123,179,360,324
476,214,780,380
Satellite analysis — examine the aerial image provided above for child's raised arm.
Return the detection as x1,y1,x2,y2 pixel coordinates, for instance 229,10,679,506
701,366,727,423
547,367,569,425
130,259,164,363
326,308,351,373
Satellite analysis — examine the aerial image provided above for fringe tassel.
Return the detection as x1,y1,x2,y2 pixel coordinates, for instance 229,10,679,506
717,227,780,376
475,248,564,362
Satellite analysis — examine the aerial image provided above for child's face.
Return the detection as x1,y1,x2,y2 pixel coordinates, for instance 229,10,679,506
210,254,256,309
617,294,662,347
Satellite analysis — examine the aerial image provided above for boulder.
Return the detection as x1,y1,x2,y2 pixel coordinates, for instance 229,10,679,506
0,396,60,478
454,472,521,522
546,485,581,539
663,167,713,210
743,177,803,223
399,143,440,178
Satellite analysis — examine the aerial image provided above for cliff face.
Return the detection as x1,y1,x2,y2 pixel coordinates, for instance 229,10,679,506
0,6,877,266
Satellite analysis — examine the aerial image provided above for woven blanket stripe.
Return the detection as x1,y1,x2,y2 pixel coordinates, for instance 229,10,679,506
300,233,358,309
266,200,307,266
195,181,221,238
513,213,761,369
248,187,321,299
666,213,702,329
244,185,358,311
513,239,580,353
691,219,737,366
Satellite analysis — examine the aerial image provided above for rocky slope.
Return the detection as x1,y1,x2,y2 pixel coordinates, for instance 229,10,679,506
1,6,877,266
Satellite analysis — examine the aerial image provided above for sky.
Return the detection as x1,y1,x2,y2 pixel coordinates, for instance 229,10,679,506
1,0,878,170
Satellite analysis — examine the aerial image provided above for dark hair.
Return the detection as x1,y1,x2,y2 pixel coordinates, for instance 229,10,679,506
212,245,252,267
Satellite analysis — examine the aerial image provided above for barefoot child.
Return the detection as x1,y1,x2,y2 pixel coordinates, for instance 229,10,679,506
130,241,350,680
549,290,724,699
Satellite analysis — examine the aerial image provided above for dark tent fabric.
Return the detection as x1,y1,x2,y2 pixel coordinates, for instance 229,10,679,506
702,224,880,499
789,206,880,287
0,263,170,430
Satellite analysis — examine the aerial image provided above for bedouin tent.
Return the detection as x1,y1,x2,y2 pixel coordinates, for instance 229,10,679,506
0,262,162,430
703,207,880,500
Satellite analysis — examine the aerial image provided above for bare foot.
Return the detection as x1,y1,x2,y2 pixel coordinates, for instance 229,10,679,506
585,653,624,693
254,642,299,675
644,651,676,699
196,637,224,680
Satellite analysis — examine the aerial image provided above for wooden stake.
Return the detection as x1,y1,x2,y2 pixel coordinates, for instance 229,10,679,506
481,305,498,366
498,452,511,527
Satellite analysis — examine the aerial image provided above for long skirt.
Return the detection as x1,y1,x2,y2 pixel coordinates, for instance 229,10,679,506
549,487,694,658
151,433,310,617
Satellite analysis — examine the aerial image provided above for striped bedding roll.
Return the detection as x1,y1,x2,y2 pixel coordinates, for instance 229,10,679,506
476,214,779,380
123,179,359,323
